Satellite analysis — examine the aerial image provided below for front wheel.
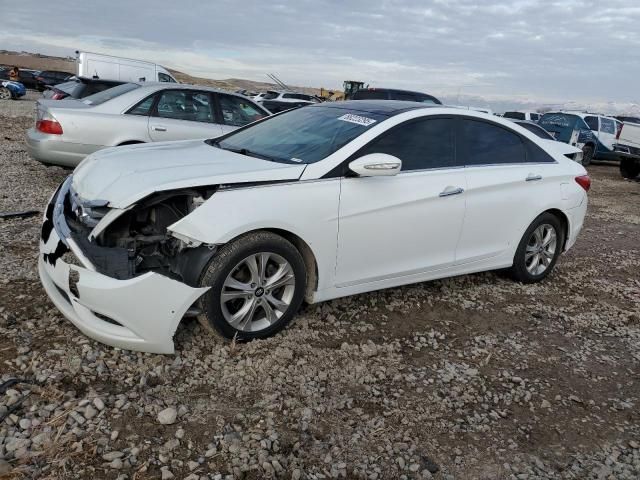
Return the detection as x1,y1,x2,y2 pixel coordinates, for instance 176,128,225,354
510,213,565,283
197,231,307,340
0,87,11,100
581,144,594,166
620,158,640,179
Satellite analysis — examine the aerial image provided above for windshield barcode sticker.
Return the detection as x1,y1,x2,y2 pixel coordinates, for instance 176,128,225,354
338,114,377,126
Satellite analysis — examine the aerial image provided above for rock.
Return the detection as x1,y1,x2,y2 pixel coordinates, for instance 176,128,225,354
84,405,98,419
161,467,175,480
19,418,31,429
157,407,178,425
93,397,105,411
110,458,123,469
541,399,551,409
0,459,11,475
102,451,125,461
292,469,302,480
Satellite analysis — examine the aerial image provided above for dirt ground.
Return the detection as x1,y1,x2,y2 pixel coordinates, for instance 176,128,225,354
0,99,639,480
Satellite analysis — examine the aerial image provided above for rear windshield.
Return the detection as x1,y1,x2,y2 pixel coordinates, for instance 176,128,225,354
214,106,386,164
504,112,526,120
82,83,140,105
539,113,584,142
515,121,554,140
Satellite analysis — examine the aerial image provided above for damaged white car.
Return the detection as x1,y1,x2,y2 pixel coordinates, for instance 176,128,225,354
39,101,590,353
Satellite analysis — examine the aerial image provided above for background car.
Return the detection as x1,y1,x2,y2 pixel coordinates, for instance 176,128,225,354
503,111,542,122
539,112,598,165
352,87,442,104
42,77,125,100
26,82,271,166
0,80,26,100
511,120,584,163
256,90,320,113
39,101,589,353
35,70,74,91
0,68,40,90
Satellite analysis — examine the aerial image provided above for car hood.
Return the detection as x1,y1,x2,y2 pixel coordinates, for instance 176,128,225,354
72,140,307,208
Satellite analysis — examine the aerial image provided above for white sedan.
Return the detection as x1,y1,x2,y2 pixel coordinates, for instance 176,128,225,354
39,101,590,353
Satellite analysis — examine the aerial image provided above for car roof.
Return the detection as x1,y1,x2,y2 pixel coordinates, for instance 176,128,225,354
313,100,435,116
359,87,432,95
133,82,239,96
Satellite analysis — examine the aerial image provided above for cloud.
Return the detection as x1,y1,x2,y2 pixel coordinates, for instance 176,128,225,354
2,0,639,108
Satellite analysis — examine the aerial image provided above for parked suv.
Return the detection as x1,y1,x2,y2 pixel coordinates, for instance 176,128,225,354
539,112,620,165
503,111,541,122
256,91,319,113
352,88,442,104
42,77,125,100
35,71,74,91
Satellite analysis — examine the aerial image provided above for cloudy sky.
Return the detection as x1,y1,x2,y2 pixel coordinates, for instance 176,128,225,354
2,0,640,107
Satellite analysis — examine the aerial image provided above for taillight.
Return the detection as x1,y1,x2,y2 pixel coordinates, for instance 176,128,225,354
51,91,66,100
36,110,63,135
575,175,591,192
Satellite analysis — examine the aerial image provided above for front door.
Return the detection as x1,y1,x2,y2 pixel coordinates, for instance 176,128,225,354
336,117,466,287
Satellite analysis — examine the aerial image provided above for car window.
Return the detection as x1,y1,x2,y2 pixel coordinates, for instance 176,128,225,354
158,72,174,83
262,91,279,100
531,113,540,121
359,118,456,171
218,94,267,127
154,90,213,122
282,93,294,99
460,119,526,166
515,121,554,140
504,112,526,120
82,83,140,105
600,117,616,134
584,116,598,131
128,95,156,116
353,90,388,100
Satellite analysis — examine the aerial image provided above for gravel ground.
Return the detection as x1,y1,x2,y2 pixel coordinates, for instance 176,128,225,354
0,98,639,480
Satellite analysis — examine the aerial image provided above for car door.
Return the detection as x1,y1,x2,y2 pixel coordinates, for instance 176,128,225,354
597,117,617,155
335,116,467,287
455,117,556,264
148,89,222,141
216,93,270,135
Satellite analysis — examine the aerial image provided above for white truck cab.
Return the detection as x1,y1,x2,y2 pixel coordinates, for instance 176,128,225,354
76,51,178,83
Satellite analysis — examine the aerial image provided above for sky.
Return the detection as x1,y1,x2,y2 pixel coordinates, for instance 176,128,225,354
2,0,640,109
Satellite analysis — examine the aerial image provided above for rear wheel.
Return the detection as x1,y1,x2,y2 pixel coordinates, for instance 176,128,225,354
0,87,11,100
581,144,594,166
620,158,640,179
197,231,306,340
510,213,564,283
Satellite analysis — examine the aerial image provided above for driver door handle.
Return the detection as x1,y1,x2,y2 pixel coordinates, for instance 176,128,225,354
439,186,464,197
152,125,167,132
526,174,542,182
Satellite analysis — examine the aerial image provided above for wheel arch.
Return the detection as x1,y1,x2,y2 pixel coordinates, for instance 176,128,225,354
543,208,570,251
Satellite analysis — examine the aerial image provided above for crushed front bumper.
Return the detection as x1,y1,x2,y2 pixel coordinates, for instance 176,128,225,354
38,177,209,354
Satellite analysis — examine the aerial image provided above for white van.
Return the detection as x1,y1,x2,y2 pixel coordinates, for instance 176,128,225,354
76,51,178,83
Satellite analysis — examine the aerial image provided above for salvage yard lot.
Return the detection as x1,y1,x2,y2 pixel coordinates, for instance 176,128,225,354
1,100,639,479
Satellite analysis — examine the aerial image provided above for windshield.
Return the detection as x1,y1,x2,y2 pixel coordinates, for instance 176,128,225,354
214,106,386,164
539,113,584,142
82,83,140,105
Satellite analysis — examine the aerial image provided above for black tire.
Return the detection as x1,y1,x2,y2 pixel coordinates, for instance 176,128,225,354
197,231,306,340
510,212,565,284
581,144,594,166
620,158,640,179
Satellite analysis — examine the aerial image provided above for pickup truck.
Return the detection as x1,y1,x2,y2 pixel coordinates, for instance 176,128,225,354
613,122,640,179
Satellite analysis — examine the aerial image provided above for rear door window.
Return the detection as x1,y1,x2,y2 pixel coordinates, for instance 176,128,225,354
584,116,599,131
154,90,214,122
459,119,527,166
600,117,616,134
218,94,267,127
358,117,456,171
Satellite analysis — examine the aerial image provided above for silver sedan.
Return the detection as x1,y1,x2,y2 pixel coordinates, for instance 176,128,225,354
26,82,271,167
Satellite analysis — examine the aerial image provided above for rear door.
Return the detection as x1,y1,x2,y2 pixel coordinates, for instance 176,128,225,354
597,117,618,155
148,89,222,141
455,118,557,264
216,93,270,135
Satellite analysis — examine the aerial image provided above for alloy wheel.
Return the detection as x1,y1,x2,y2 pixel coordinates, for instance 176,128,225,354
0,88,11,100
525,224,557,275
220,252,296,332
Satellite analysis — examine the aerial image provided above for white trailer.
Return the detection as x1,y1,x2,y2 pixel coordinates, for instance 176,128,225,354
76,51,178,83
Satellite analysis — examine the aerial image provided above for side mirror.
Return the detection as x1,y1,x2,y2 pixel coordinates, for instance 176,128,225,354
348,153,402,177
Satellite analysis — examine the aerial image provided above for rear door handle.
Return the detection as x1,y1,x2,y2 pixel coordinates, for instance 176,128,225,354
152,125,167,132
526,174,542,182
439,186,464,197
